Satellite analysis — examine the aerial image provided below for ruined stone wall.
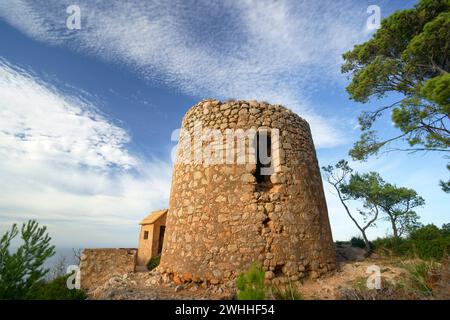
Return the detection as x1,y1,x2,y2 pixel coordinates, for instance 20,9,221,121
158,99,336,285
80,248,137,291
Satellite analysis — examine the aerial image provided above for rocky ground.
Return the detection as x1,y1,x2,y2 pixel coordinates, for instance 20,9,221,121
297,245,405,299
88,270,235,300
87,245,449,300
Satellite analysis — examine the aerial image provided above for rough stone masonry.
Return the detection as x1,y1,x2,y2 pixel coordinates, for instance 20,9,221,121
158,99,336,285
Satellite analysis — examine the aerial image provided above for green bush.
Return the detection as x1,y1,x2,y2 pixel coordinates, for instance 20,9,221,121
0,220,55,299
372,237,408,255
147,255,161,271
408,225,450,260
31,274,86,300
236,262,266,300
372,224,450,260
350,236,366,248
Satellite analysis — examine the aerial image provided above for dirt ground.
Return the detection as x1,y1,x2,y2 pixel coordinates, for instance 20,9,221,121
297,259,405,299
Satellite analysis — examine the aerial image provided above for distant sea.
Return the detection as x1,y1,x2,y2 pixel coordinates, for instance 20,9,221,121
38,247,81,280
45,247,80,266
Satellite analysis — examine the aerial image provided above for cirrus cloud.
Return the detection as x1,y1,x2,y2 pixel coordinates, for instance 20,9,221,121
0,0,374,148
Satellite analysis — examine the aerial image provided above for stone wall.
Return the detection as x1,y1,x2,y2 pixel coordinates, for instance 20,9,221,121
80,248,137,291
158,99,336,285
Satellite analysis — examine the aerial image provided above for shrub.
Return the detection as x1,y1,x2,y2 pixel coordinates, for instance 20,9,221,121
147,255,161,271
402,261,435,296
30,274,86,300
236,262,266,300
408,225,450,260
350,236,366,248
0,220,55,299
372,224,450,260
372,237,408,255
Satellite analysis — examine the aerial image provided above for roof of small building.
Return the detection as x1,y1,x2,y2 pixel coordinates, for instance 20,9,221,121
139,209,168,225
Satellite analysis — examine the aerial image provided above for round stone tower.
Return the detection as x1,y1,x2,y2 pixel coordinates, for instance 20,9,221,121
158,99,336,284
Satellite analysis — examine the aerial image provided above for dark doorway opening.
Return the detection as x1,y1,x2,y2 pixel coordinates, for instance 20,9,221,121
158,226,166,254
254,132,273,191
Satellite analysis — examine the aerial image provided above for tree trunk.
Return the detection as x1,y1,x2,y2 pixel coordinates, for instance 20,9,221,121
390,216,399,238
361,230,372,253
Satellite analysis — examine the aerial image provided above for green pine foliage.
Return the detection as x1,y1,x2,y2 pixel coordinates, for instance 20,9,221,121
341,0,450,191
236,262,266,300
0,220,86,300
0,220,55,299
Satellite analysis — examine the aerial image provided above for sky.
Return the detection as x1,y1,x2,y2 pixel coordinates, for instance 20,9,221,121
0,0,448,249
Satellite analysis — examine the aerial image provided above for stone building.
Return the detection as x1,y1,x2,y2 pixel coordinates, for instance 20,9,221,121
157,99,336,284
136,209,167,268
80,99,336,290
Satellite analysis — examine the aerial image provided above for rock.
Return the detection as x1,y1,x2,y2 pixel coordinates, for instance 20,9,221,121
189,284,199,292
182,272,193,281
175,284,184,292
264,203,274,212
270,174,283,184
240,173,255,183
215,195,226,202
217,214,228,223
335,244,367,262
265,271,275,280
212,269,223,278
193,171,202,180
173,275,182,284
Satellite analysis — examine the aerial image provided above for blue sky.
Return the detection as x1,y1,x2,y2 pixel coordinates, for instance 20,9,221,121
0,0,448,248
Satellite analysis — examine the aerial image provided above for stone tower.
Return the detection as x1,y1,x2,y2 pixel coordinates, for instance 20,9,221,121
158,99,336,284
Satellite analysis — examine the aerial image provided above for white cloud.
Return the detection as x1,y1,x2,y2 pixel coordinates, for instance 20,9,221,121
0,60,136,169
0,59,172,246
0,0,372,148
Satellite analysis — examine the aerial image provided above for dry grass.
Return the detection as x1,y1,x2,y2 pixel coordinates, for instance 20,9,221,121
338,258,449,300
